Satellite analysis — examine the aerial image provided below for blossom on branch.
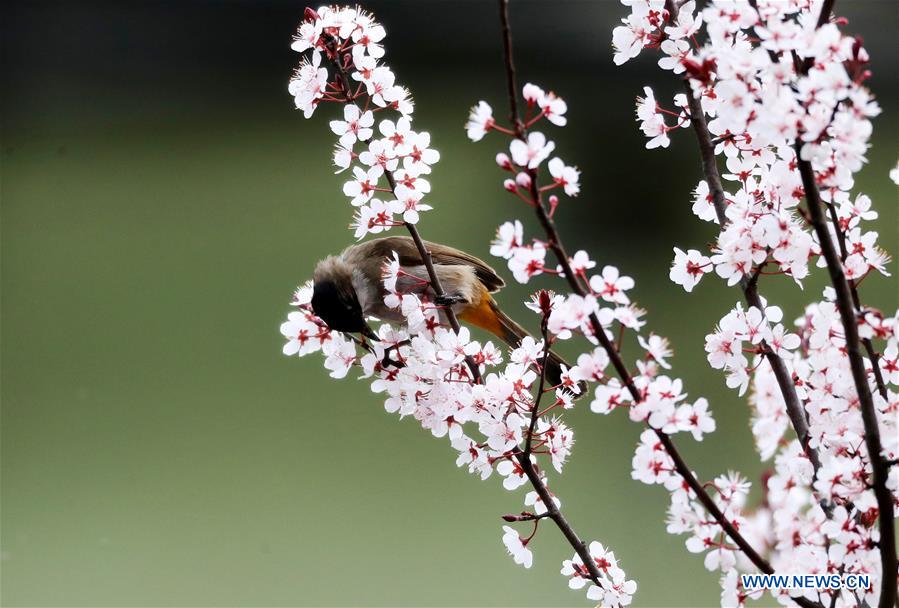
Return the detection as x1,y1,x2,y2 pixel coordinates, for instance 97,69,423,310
612,0,898,605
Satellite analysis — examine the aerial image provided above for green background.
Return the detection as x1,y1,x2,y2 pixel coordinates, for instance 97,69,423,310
2,1,896,606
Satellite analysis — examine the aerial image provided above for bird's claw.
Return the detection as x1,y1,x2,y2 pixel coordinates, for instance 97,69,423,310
435,293,465,307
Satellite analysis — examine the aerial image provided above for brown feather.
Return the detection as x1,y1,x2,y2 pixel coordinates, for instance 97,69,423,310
359,236,505,292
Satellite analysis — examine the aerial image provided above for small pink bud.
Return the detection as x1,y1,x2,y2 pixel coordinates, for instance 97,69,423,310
304,7,319,22
503,179,517,192
515,172,531,189
501,514,519,522
538,290,553,317
548,195,559,218
859,508,878,528
495,153,513,171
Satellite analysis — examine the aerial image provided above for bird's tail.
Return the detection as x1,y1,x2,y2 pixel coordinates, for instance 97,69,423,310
459,295,584,397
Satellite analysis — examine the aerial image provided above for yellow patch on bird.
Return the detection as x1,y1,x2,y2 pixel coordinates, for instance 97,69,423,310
458,294,504,338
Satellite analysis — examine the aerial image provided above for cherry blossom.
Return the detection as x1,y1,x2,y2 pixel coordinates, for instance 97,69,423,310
329,104,374,148
635,87,671,149
548,157,580,196
490,220,524,259
502,525,534,569
466,101,495,142
509,132,555,169
670,247,712,293
589,266,634,305
562,541,637,607
637,334,672,370
521,83,568,127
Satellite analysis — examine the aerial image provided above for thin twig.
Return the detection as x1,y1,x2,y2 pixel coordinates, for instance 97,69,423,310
495,0,606,590
514,450,606,587
524,310,552,458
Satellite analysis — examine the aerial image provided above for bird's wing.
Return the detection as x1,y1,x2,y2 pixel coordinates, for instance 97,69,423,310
361,236,506,292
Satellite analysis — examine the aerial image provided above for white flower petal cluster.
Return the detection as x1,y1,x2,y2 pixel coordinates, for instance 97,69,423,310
469,84,580,201
288,6,438,236
561,541,637,608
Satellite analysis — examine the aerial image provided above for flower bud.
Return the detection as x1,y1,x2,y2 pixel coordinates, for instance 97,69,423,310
503,179,517,192
495,153,513,170
547,194,560,218
859,508,878,528
501,511,537,522
515,172,531,189
538,289,553,317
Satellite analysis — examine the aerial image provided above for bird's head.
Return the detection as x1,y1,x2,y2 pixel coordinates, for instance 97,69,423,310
311,256,376,339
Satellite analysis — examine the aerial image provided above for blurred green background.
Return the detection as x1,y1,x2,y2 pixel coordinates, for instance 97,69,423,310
1,1,896,606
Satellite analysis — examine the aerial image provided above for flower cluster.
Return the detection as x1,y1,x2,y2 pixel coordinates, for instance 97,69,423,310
467,81,730,603
613,1,898,606
281,2,897,605
283,6,636,605
562,541,638,607
289,5,438,238
284,269,637,603
705,302,799,397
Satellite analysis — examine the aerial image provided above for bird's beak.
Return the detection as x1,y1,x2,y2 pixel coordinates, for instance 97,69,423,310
361,322,379,341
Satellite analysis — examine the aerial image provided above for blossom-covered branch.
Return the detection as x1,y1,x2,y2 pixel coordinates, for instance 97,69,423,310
281,3,897,605
790,6,897,600
683,80,820,474
282,6,635,605
491,1,809,599
612,0,898,606
311,22,480,381
673,0,895,598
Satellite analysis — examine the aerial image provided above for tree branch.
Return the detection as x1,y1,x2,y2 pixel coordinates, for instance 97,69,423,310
322,37,481,382
798,154,896,608
514,450,606,587
497,3,822,607
792,3,897,605
524,307,552,458
680,84,821,475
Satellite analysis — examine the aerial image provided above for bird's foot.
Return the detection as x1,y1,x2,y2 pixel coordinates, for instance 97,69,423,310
435,293,466,307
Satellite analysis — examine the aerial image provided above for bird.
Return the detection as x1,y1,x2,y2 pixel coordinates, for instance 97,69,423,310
310,236,576,389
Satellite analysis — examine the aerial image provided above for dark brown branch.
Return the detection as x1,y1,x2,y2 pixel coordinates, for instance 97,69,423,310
865,340,889,401
793,3,896,606
841,243,890,402
796,151,897,608
821,194,889,402
493,0,607,592
514,451,606,588
524,309,552,458
816,0,836,27
681,84,821,474
497,4,821,607
677,0,822,481
825,202,849,261
322,37,481,382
